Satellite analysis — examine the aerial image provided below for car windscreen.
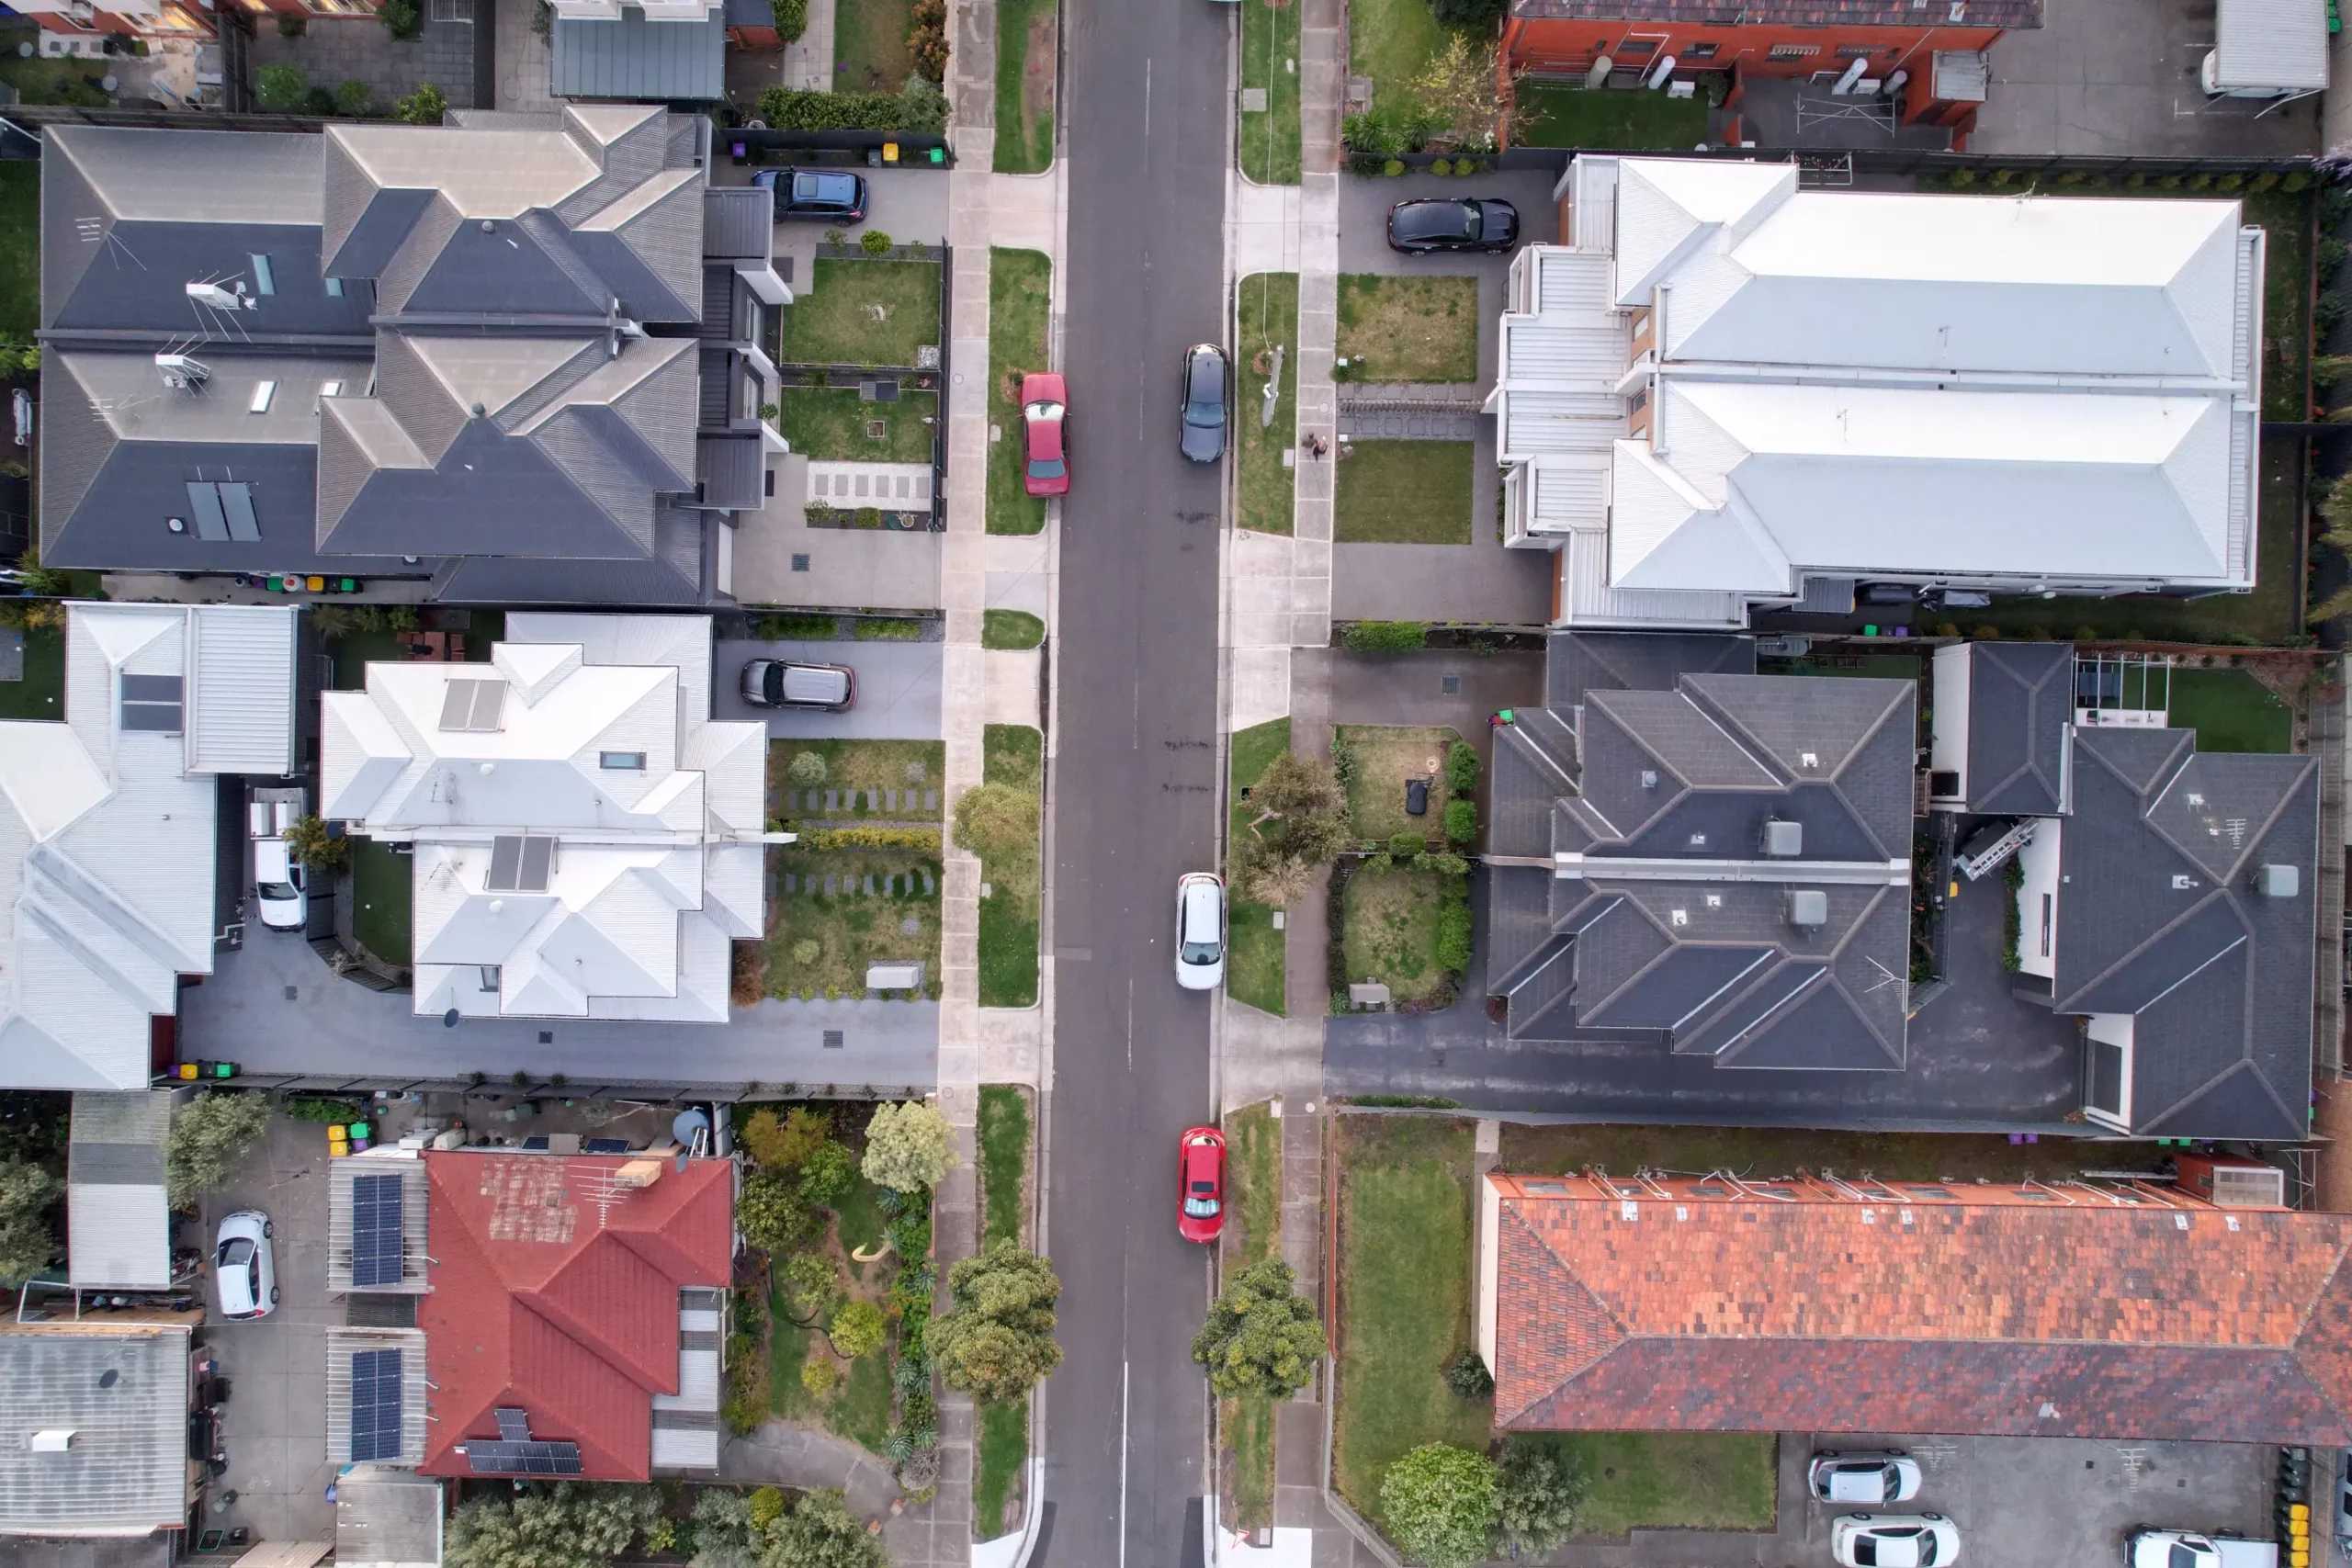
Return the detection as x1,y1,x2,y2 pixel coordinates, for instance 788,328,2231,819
1027,457,1068,479
220,1238,252,1265
1023,400,1065,423
1183,1191,1221,1218
258,882,299,900
1396,203,1476,242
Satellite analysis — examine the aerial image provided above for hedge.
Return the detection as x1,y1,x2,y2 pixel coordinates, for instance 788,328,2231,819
772,0,808,40
1342,620,1429,653
796,827,944,852
758,87,908,132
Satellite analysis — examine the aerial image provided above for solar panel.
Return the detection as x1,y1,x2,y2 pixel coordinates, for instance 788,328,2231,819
349,1173,404,1288
349,1348,402,1461
465,1440,582,1476
494,1408,531,1441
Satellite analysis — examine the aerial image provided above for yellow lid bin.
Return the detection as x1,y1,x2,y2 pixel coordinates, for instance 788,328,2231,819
329,1139,351,1157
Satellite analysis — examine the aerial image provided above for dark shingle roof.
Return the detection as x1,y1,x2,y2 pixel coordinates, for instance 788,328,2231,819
1964,642,2074,815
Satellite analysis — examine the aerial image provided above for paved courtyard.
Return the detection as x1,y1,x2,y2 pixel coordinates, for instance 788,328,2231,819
248,4,480,111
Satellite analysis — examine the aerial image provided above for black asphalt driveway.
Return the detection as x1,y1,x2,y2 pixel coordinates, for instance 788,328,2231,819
1041,0,1229,1561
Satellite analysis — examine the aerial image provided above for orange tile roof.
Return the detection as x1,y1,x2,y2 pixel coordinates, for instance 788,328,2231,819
421,1151,734,1481
1488,1172,2352,1443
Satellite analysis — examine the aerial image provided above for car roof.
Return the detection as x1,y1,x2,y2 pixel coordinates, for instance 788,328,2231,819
1182,879,1221,934
254,839,292,879
780,664,851,703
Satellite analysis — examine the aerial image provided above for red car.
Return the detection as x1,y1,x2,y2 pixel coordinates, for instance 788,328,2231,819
1177,1126,1227,1244
1020,372,1069,498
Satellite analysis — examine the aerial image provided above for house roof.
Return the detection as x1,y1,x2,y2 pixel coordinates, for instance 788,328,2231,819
0,1322,193,1536
552,9,728,102
0,604,297,1091
1509,0,2040,27
1958,642,2072,816
420,1150,733,1482
1488,1171,2352,1445
2054,727,2317,1140
67,1091,174,1291
334,1470,445,1568
319,614,764,1023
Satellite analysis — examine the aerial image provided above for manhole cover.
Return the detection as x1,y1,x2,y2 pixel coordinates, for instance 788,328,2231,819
791,553,811,572
821,1030,845,1049
866,420,888,440
1442,675,1462,694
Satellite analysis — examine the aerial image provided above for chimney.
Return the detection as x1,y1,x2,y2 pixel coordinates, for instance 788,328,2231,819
2256,864,2300,899
1786,890,1828,930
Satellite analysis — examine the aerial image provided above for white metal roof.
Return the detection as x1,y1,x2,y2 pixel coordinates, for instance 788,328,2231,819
320,615,765,1025
2214,0,2329,90
187,605,299,775
67,1091,174,1291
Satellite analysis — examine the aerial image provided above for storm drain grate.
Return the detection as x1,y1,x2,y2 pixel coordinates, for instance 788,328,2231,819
791,554,811,572
1442,675,1462,694
821,1031,845,1050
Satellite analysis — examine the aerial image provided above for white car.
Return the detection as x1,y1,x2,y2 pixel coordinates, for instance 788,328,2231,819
2129,1530,2279,1568
1832,1514,1958,1567
1174,872,1226,990
252,834,306,931
214,1211,277,1320
1810,1451,1923,1506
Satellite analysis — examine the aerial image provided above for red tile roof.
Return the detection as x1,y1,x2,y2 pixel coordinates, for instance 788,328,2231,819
1487,1172,2352,1445
422,1152,734,1480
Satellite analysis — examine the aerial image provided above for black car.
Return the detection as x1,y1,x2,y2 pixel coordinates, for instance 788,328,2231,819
752,167,870,222
1180,343,1228,464
1388,197,1520,254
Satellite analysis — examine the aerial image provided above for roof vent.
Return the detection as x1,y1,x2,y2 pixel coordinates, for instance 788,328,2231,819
1640,770,1658,790
1760,818,1803,857
28,1431,76,1452
2256,863,2300,899
1786,890,1828,929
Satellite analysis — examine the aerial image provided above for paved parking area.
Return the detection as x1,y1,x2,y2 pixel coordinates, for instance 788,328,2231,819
714,637,944,739
200,1116,337,1549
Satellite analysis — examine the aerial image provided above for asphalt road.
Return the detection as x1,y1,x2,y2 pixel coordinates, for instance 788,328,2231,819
1041,0,1230,1559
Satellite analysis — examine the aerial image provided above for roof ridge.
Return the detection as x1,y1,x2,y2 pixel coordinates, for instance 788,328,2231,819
2148,751,2316,882
2050,886,2236,1013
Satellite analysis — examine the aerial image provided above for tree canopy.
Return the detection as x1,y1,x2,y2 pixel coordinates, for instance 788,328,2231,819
860,1100,957,1193
1190,1258,1326,1400
931,1239,1062,1402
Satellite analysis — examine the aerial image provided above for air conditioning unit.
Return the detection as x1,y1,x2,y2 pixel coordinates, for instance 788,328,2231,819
2175,1154,2286,1210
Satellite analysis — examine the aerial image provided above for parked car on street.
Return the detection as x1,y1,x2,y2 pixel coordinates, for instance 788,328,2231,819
1021,371,1069,497
752,167,869,223
248,791,306,932
741,659,856,711
1831,1515,1958,1567
1177,1125,1226,1243
1173,871,1226,989
1180,344,1228,464
214,1211,277,1320
1387,197,1520,254
2129,1530,2278,1568
1810,1452,1922,1506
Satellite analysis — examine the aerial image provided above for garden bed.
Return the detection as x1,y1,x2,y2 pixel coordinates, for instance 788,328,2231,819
1496,1122,2166,1185
781,259,943,368
1334,724,1457,842
774,386,939,464
1335,442,1473,544
0,160,34,338
1336,275,1479,385
1340,864,1459,1007
1226,718,1294,1014
769,739,946,822
972,1084,1035,1540
988,249,1053,535
761,850,943,999
1217,1101,1282,1532
1238,275,1300,537
978,724,1044,1006
1238,0,1302,184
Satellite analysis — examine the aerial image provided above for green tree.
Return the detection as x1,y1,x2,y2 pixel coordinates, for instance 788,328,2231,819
757,1489,883,1568
861,1100,957,1192
256,62,309,110
1492,1438,1586,1559
165,1092,269,1206
858,229,894,257
0,1158,62,1288
1190,1257,1327,1400
931,1239,1062,1401
781,1248,840,1320
447,1483,662,1568
738,1168,814,1254
770,0,808,39
394,80,447,124
1235,749,1351,906
688,1489,758,1568
830,1299,886,1358
1380,1443,1498,1568
899,74,948,133
951,782,1037,866
786,750,830,788
0,342,42,380
283,814,346,870
797,1140,854,1207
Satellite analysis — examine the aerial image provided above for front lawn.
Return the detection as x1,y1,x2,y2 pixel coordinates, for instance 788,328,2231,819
1238,0,1302,184
975,1398,1028,1540
988,249,1053,535
349,837,413,966
1521,1433,1779,1537
1341,864,1456,1005
780,259,943,368
983,609,1046,649
1337,275,1479,385
1238,274,1299,537
0,161,37,340
833,0,912,91
1223,1101,1280,1267
1227,717,1293,1014
1512,82,1710,150
978,723,1043,1006
0,623,62,720
1336,724,1458,842
1498,1122,2165,1184
2165,668,2292,752
762,849,943,998
774,387,939,464
770,739,945,821
994,0,1056,174
978,1084,1031,1247
1336,442,1473,544
1333,1115,1490,1525
1348,0,1453,95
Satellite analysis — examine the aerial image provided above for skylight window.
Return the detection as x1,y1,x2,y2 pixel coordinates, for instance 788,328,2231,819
437,679,508,732
486,835,555,893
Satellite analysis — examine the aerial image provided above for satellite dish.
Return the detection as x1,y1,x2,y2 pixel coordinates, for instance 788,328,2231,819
443,1009,459,1029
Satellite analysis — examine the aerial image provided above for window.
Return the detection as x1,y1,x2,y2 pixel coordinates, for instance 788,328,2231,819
477,965,501,992
320,380,344,400
249,254,276,296
1681,39,1718,58
184,480,261,542
249,380,276,414
2039,894,2052,957
119,673,184,733
598,751,646,771
486,835,556,893
1615,39,1657,56
763,468,776,498
437,678,508,733
1768,41,1820,57
325,276,344,298
1835,43,1882,57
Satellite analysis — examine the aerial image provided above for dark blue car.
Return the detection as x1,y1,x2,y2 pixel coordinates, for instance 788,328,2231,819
752,167,870,222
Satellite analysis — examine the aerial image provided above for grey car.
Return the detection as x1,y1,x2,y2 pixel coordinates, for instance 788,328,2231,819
1181,343,1227,463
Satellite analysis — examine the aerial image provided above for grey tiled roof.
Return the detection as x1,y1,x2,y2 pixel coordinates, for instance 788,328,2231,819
1964,642,2074,815
2054,728,2316,1140
1544,630,1755,711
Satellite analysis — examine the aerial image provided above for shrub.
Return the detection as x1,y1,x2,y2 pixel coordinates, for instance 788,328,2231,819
797,1140,855,1207
781,1248,840,1318
772,0,808,39
765,1491,885,1568
801,1357,839,1396
1972,625,2000,640
954,783,1038,864
394,81,447,123
757,86,906,131
379,0,423,38
743,1104,831,1170
1387,831,1428,857
0,1160,62,1288
2074,626,2099,644
1381,1444,1498,1568
787,750,830,788
796,826,943,852
1436,896,1473,974
1444,739,1480,797
860,229,894,258
304,85,339,116
284,813,346,869
1342,620,1428,652
758,611,838,638
446,1483,662,1568
1443,1348,1493,1399
166,1092,269,1206
907,0,947,78
789,938,822,968
1493,1438,1587,1559
746,1487,787,1536
335,78,374,116
739,1168,815,1253
863,1100,958,1191
1442,796,1477,845
256,62,309,109
1382,158,1406,177
1429,157,1453,176
899,74,948,134
831,1299,887,1358
1412,851,1471,877
285,1097,365,1123
854,614,923,638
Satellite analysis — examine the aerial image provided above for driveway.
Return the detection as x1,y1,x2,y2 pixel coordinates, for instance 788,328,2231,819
178,921,939,1092
1311,646,1545,780
713,637,943,739
200,1115,337,1550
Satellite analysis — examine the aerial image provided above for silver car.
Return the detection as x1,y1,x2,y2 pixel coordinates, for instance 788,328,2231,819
1174,872,1226,990
741,659,855,711
1832,1514,1958,1568
1810,1452,1922,1506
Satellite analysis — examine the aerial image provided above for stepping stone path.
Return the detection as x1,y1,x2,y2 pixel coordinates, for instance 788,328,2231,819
923,790,938,810
862,874,876,894
919,869,934,894
824,874,838,895
886,789,899,809
824,790,839,811
783,874,796,892
905,761,926,782
900,916,920,935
